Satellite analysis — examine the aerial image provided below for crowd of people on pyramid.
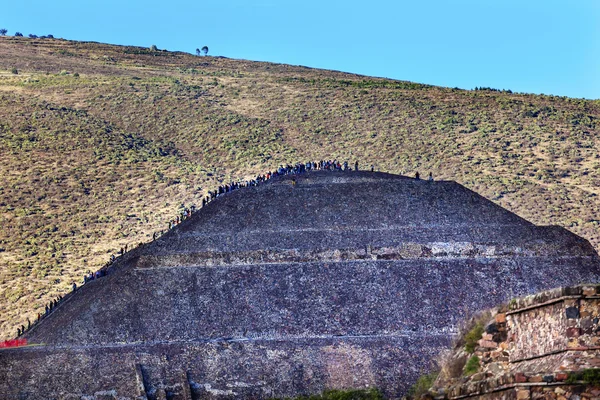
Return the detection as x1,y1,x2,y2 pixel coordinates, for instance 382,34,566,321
14,159,434,340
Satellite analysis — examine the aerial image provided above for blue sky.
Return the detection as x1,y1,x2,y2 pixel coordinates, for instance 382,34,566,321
2,0,598,99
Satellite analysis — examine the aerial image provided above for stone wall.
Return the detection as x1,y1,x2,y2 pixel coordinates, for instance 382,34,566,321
430,285,600,399
509,301,568,361
1,336,446,399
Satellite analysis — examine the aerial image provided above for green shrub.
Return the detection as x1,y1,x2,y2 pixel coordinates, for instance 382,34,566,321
464,321,485,353
463,355,480,376
11,67,18,74
566,368,600,385
406,372,438,398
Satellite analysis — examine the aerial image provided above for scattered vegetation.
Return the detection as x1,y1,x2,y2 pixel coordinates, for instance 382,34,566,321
405,372,438,399
463,321,485,353
0,37,599,340
474,86,513,94
0,29,7,36
463,355,480,376
566,369,600,385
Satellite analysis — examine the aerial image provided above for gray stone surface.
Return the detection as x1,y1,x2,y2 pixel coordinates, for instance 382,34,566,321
2,171,599,399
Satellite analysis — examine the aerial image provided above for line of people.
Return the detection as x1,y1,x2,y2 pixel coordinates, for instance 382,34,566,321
154,159,363,236
16,293,63,338
14,159,435,339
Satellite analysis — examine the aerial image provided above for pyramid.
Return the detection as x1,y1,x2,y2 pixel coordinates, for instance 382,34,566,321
2,171,599,399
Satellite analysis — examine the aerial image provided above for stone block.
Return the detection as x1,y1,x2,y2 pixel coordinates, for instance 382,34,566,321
517,389,531,399
565,299,578,307
528,375,543,383
565,286,583,296
515,373,527,383
478,340,498,349
588,358,600,367
555,373,568,381
568,319,579,328
567,327,582,338
487,362,504,375
490,350,502,359
566,306,580,319
581,318,593,334
471,372,485,381
583,287,596,296
486,323,499,334
542,375,554,383
496,313,506,324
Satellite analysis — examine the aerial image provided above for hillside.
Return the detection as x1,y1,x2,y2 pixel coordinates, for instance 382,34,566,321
0,36,599,340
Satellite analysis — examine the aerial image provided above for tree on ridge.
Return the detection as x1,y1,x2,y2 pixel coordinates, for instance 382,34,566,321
0,29,7,36
196,48,201,56
201,46,208,56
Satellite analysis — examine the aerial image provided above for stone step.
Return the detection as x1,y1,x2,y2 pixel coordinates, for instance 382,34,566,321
173,175,531,236
152,225,594,256
136,242,594,269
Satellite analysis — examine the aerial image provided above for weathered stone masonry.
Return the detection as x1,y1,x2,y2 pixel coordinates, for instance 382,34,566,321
431,285,600,399
1,171,599,399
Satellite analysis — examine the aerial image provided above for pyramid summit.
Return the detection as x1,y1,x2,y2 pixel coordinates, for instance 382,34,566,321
3,169,599,399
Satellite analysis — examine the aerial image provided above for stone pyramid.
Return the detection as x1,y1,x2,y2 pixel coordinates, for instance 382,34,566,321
3,171,599,399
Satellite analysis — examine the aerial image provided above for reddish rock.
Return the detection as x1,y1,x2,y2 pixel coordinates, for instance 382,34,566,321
567,327,582,338
495,313,506,323
515,373,527,383
555,373,568,381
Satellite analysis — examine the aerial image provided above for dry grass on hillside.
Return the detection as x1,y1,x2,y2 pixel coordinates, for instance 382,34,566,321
0,37,599,339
